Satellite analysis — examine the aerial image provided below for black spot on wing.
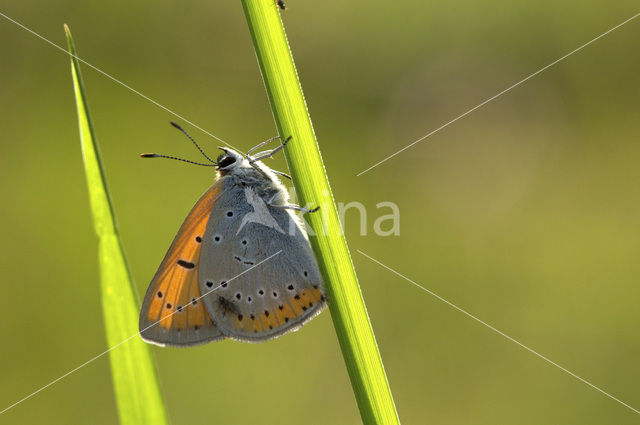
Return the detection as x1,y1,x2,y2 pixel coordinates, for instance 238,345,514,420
177,259,195,269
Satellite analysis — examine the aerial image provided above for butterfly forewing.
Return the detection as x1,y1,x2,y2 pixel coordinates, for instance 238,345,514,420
139,182,226,346
199,183,326,342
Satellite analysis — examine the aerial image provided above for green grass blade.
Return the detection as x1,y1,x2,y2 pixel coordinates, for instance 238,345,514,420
65,25,169,425
239,3,400,424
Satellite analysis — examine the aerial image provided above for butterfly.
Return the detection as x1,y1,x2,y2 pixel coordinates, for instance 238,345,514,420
138,123,326,346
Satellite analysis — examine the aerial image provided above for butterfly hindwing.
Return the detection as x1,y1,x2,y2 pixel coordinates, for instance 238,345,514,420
199,183,326,342
139,182,226,346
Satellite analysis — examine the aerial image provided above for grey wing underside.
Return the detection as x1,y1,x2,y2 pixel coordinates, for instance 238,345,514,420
140,313,224,347
199,182,326,342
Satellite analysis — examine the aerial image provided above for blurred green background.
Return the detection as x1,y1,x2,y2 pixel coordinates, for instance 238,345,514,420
1,1,639,424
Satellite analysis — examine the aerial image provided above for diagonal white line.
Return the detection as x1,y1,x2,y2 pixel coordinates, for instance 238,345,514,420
356,249,640,415
0,250,282,416
356,12,640,177
0,11,241,152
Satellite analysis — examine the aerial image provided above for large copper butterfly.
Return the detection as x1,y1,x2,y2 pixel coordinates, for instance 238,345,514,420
138,123,326,346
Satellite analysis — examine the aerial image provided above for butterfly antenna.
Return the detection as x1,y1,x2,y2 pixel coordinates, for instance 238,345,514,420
140,153,216,167
170,121,217,164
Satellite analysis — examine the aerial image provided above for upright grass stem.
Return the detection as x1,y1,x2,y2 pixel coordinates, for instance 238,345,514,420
239,2,400,424
65,25,169,425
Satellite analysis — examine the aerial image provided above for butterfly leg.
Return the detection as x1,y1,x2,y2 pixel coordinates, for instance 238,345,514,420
266,192,318,213
249,136,291,163
270,169,292,180
246,135,281,158
269,203,320,214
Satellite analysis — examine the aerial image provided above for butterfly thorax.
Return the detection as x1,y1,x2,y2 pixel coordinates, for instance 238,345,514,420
218,158,288,206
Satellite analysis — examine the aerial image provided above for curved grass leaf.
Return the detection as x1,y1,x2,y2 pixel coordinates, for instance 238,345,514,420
65,24,169,425
239,2,400,424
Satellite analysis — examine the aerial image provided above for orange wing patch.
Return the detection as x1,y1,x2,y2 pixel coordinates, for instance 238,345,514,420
234,285,325,335
296,286,324,311
140,184,223,343
148,241,207,330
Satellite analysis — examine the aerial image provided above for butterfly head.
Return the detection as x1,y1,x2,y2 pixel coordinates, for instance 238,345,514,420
216,148,245,174
216,146,289,198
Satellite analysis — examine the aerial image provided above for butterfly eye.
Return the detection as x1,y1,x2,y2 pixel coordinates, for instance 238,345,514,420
217,155,236,168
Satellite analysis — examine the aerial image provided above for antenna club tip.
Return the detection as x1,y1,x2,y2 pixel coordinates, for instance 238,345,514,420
170,121,182,130
140,153,158,158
